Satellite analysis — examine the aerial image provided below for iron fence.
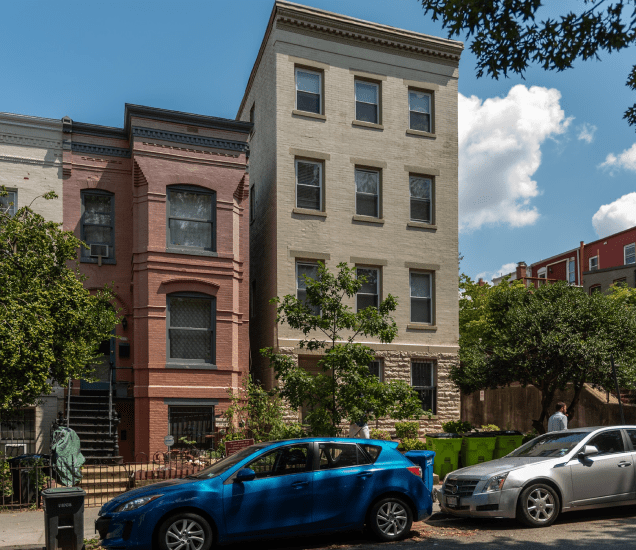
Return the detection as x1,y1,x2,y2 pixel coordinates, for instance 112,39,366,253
0,455,220,510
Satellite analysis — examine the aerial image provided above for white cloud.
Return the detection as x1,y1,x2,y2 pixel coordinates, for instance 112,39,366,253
599,143,636,174
576,123,597,144
474,262,518,283
459,85,571,232
592,192,636,238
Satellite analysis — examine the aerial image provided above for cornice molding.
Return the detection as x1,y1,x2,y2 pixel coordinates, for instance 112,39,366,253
0,112,62,132
71,121,127,140
71,142,131,158
132,127,249,153
0,133,63,150
0,154,62,167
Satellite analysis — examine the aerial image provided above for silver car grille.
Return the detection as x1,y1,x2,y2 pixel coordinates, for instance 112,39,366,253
444,477,480,498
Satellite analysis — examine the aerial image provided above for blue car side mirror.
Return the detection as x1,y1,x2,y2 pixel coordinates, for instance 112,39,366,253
236,468,256,482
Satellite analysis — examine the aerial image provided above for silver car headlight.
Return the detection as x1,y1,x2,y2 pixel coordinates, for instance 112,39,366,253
116,494,163,512
484,472,509,492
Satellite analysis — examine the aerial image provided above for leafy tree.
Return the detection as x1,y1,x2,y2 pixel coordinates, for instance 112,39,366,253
456,276,636,433
262,262,424,437
421,0,636,129
0,190,119,412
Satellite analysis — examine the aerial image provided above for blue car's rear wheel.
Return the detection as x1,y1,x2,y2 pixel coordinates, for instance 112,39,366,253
158,512,213,550
368,497,413,542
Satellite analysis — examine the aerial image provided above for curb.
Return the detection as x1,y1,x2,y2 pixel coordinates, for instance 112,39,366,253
0,546,45,550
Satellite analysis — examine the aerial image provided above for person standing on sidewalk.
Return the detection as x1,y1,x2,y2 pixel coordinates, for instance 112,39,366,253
547,402,568,432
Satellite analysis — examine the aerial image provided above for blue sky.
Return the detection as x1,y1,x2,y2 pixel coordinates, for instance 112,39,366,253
2,0,635,281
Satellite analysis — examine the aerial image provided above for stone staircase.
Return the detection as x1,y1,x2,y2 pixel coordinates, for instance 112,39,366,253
65,394,121,464
79,464,129,506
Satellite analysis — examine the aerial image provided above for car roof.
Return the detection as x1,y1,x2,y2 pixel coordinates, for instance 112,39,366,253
256,437,398,448
551,425,636,434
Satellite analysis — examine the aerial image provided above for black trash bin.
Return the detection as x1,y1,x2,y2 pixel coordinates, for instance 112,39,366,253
42,487,85,550
8,454,50,506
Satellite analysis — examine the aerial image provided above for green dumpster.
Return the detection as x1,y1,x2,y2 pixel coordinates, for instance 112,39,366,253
492,430,523,459
461,432,497,466
425,433,462,479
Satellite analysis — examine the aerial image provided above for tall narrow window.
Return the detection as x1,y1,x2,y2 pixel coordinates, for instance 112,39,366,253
409,90,431,132
589,256,598,271
409,175,432,223
356,267,379,311
0,190,17,217
167,186,215,253
410,272,432,323
295,160,322,211
167,294,215,365
368,360,382,381
296,68,322,114
355,80,379,124
411,361,436,414
296,262,320,315
625,243,635,265
81,190,114,261
568,259,576,284
355,168,379,217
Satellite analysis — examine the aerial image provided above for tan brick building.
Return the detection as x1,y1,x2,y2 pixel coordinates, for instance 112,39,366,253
238,2,463,432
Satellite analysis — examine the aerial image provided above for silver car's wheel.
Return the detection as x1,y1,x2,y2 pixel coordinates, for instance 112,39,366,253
368,497,413,541
158,513,212,550
517,483,560,528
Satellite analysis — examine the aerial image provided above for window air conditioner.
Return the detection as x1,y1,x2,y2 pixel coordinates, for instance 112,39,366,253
90,244,109,258
4,443,27,456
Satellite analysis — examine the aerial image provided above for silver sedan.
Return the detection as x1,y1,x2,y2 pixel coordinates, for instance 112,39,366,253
435,426,636,527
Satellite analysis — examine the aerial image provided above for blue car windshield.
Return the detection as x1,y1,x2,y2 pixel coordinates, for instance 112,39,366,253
193,446,261,479
509,432,588,458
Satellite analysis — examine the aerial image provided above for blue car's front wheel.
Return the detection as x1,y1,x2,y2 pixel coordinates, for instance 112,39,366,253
158,512,213,550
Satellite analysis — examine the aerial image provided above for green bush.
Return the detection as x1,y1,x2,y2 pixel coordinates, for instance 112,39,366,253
522,429,538,444
270,422,305,440
441,420,473,434
394,421,419,440
397,438,427,452
480,424,500,432
369,429,391,441
0,457,12,498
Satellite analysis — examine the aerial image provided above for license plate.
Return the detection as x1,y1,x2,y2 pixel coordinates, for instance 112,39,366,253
446,495,458,507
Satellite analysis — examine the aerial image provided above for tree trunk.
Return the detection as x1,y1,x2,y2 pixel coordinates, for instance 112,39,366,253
533,385,555,434
567,372,587,423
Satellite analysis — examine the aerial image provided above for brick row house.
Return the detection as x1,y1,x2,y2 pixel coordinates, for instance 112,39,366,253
59,105,251,461
237,1,464,432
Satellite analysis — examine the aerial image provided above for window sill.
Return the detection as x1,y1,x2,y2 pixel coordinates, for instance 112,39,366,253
406,129,436,138
292,110,326,121
407,324,437,331
165,363,218,370
293,208,327,218
420,415,438,421
80,257,116,265
166,247,219,258
352,120,384,130
352,215,384,225
407,222,437,230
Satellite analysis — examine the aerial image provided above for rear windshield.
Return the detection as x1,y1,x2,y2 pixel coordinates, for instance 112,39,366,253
509,432,588,458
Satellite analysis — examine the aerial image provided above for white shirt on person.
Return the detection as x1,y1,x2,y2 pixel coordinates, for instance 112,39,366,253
547,411,568,432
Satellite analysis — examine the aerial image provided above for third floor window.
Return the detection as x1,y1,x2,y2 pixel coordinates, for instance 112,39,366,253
167,186,216,253
355,80,379,124
409,175,432,223
409,89,431,132
296,68,322,114
355,168,380,218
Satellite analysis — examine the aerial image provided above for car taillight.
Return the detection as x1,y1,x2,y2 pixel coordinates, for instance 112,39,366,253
407,466,422,477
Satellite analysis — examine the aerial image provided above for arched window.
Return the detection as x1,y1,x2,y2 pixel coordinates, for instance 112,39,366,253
167,293,216,366
166,185,216,255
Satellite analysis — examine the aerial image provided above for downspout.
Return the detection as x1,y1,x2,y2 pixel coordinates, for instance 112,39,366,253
579,241,585,287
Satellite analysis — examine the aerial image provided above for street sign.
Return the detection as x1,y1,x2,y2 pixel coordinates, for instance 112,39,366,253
225,438,254,457
164,435,175,447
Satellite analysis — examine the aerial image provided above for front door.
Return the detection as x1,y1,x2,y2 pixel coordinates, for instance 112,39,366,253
81,335,115,392
223,443,313,537
570,429,635,505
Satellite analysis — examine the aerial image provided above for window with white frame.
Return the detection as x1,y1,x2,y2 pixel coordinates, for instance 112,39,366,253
409,175,432,223
411,361,436,414
625,243,635,265
356,267,379,311
568,259,576,283
81,190,114,261
368,360,382,381
0,190,17,217
410,272,432,323
295,160,322,211
167,293,215,365
409,89,432,132
538,268,546,279
590,256,598,271
296,68,322,114
296,262,320,315
355,80,379,124
167,186,215,252
355,168,380,217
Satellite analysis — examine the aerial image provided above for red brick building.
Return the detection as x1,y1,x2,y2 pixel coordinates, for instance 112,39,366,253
62,105,252,461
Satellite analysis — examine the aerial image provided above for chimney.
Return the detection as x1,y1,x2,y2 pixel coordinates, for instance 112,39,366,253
477,278,485,286
516,261,527,280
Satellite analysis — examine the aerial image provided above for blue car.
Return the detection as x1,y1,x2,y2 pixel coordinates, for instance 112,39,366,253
96,437,432,549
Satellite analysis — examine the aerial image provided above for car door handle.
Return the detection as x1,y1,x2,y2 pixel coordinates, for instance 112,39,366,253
291,481,309,489
618,462,631,468
357,472,373,479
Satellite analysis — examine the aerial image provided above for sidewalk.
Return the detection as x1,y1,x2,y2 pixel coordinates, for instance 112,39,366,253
0,506,101,549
